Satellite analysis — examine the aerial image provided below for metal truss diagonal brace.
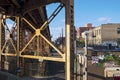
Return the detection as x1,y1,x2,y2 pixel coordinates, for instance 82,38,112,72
22,18,36,31
20,34,36,55
1,18,17,54
1,39,9,52
40,3,64,30
48,3,64,24
2,18,17,34
9,38,17,53
1,38,17,54
1,21,10,33
39,33,64,58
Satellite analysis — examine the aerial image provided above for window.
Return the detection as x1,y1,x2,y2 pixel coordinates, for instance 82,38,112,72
117,38,120,45
117,28,120,34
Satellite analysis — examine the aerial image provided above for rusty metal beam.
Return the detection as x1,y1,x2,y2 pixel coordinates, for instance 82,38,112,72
28,12,38,26
65,0,74,80
0,0,12,5
0,1,75,80
16,17,20,70
38,7,46,22
0,17,5,53
22,0,62,14
37,36,40,56
11,0,20,8
0,14,2,64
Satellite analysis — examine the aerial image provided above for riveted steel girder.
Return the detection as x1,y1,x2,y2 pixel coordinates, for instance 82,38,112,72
0,0,75,80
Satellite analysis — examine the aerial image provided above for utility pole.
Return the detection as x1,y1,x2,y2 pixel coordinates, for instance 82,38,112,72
83,31,88,80
62,28,64,51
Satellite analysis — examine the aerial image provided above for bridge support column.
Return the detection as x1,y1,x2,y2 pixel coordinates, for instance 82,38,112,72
65,0,75,80
0,15,5,70
16,17,20,75
17,17,25,76
0,14,2,69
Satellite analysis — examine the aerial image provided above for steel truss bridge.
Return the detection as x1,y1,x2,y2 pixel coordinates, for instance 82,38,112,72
0,0,75,80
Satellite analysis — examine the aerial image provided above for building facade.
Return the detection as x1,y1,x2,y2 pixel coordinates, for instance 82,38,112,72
82,23,120,46
76,23,93,40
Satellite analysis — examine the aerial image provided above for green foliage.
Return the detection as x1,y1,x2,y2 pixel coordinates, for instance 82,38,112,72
104,55,115,61
76,40,85,47
79,40,85,44
97,60,104,67
98,55,120,67
116,60,120,66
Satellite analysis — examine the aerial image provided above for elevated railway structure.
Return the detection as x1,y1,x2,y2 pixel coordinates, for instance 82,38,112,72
0,0,75,80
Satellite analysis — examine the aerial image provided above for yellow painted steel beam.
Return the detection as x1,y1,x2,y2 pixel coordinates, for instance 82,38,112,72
66,24,71,80
1,39,9,52
1,17,17,33
1,17,17,53
20,34,36,55
39,21,48,30
40,33,64,58
65,0,74,80
1,53,16,56
19,20,64,58
1,20,9,32
20,55,65,62
22,18,36,31
36,29,40,36
9,38,17,53
21,4,65,58
1,38,17,53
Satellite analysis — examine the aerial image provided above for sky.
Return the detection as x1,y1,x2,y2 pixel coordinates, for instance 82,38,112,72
74,0,120,27
46,0,120,40
5,0,120,41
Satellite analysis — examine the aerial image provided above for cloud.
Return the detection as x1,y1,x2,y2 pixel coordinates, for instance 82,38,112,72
97,17,111,22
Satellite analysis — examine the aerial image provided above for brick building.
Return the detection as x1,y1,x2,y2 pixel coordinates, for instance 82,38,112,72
76,23,93,40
